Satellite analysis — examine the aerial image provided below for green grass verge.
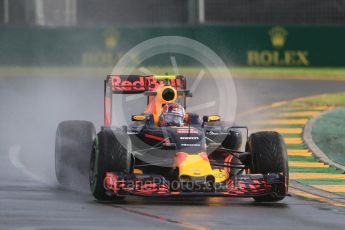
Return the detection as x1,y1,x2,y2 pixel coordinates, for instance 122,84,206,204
312,107,345,166
231,67,345,78
296,179,345,185
289,167,343,173
2,66,345,79
288,93,345,107
286,144,308,149
134,67,345,79
288,156,318,162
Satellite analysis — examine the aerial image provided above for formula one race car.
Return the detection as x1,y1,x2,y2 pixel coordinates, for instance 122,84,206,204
55,75,289,202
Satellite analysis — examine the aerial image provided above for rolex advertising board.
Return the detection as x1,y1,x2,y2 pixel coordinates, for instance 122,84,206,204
0,25,344,67
247,26,309,66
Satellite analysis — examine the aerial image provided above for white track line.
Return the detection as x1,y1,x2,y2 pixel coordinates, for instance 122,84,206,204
8,144,46,183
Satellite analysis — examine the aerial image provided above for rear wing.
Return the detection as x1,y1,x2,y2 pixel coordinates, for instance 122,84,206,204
104,75,187,127
106,75,187,94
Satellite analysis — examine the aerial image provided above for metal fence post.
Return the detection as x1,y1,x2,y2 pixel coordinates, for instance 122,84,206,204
198,0,205,24
4,0,9,24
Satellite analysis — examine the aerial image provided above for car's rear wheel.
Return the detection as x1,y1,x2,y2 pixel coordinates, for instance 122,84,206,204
55,120,96,188
90,128,132,201
246,131,289,202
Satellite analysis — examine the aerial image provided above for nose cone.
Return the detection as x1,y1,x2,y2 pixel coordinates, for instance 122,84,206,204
175,152,213,177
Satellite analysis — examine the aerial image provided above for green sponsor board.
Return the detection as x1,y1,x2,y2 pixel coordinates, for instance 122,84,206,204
0,25,344,67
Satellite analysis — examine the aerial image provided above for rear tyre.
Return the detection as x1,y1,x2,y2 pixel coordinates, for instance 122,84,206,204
90,128,132,201
55,120,96,188
246,131,289,202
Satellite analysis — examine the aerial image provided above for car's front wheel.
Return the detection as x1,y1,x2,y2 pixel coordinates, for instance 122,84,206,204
246,131,289,202
90,128,132,201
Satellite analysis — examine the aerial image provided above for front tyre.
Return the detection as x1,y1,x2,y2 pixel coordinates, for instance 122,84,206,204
90,128,132,201
246,131,289,202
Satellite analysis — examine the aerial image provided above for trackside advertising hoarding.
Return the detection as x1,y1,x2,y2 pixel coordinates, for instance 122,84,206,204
0,25,344,67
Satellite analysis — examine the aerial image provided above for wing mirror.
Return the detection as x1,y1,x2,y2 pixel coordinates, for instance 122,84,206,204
202,115,220,128
132,115,146,121
203,115,220,122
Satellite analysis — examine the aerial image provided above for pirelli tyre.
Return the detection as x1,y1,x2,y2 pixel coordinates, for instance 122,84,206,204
246,131,289,202
55,120,96,188
89,128,133,201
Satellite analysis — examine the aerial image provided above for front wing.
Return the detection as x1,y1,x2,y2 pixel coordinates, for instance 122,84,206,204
104,172,287,198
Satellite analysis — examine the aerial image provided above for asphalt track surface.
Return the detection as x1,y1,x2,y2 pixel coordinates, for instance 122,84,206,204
1,74,345,229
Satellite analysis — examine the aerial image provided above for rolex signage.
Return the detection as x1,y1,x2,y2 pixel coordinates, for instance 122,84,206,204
247,26,309,66
81,29,121,65
0,26,344,67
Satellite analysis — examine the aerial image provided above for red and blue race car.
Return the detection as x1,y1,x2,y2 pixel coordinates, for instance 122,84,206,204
55,75,289,202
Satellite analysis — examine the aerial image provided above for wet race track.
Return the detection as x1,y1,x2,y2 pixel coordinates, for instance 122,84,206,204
1,74,345,229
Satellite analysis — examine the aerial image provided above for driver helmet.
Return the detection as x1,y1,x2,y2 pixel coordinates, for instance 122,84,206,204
159,103,185,127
